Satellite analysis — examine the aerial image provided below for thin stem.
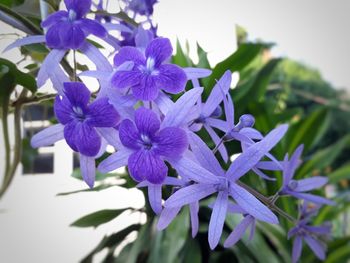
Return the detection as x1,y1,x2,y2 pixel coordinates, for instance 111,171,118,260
1,98,11,187
236,181,296,224
73,50,77,81
212,135,226,154
11,93,56,107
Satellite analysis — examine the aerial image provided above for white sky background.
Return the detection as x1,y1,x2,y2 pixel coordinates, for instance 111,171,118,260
155,0,350,90
1,0,350,263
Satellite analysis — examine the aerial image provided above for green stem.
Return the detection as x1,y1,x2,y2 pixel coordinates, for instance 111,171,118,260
0,90,26,199
236,181,296,223
1,99,11,187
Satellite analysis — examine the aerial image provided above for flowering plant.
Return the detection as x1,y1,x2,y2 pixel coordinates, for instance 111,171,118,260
1,0,349,262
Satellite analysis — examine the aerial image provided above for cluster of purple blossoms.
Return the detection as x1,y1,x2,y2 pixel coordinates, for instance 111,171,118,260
5,0,335,261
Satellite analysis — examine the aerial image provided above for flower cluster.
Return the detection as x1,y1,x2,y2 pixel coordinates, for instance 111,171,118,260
5,0,334,261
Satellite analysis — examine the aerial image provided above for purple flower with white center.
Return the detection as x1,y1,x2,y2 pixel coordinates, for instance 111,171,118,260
30,82,119,188
288,202,331,263
111,37,187,101
54,82,120,157
163,125,288,249
100,107,188,184
279,145,334,206
41,0,107,50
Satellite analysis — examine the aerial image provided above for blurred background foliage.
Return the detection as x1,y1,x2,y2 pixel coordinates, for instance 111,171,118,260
0,0,349,262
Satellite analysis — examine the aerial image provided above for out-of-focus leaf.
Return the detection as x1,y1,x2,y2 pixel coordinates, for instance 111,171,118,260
56,183,118,196
314,193,350,224
181,238,202,263
328,163,350,183
71,168,120,182
172,39,193,67
325,243,350,263
21,137,38,170
207,43,264,89
80,224,140,263
70,209,128,228
287,107,330,153
1,0,24,8
297,134,350,177
147,208,189,263
196,42,211,69
0,58,37,93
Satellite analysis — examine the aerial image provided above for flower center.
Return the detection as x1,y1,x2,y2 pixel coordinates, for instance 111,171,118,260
68,9,77,21
288,180,298,190
140,133,153,150
215,177,230,192
141,57,158,75
72,106,85,121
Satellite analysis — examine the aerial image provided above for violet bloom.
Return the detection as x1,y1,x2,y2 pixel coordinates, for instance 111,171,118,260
42,0,107,50
288,203,331,263
163,125,288,249
122,0,158,16
31,82,119,187
279,145,334,205
111,37,187,101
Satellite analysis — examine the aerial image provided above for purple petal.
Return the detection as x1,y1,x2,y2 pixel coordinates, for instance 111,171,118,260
202,70,231,118
292,236,303,263
128,150,168,184
227,203,246,214
304,225,331,235
37,49,66,87
145,38,172,66
3,35,46,53
154,92,174,115
54,96,73,125
97,147,131,173
189,202,199,238
230,183,278,224
224,215,254,247
205,124,228,163
161,87,203,128
240,128,263,140
64,0,91,18
227,124,288,181
79,18,107,38
50,66,69,95
256,161,282,171
148,184,162,214
60,23,85,49
134,107,160,136
208,191,228,249
119,119,141,150
154,127,188,159
222,83,235,130
157,64,187,94
164,183,217,208
248,218,256,241
86,97,120,127
294,177,328,192
284,145,304,186
45,23,62,49
135,26,154,50
131,74,159,101
64,121,101,156
189,132,224,176
157,206,181,230
113,46,145,67
80,154,95,188
79,42,113,71
111,70,142,90
169,157,220,184
63,82,90,108
205,118,228,132
103,22,133,33
41,10,67,28
31,124,64,148
289,191,335,206
183,67,212,80
304,236,325,260
96,127,122,149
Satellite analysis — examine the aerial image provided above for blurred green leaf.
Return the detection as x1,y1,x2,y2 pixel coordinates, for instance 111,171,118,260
181,238,202,263
328,163,350,183
71,209,128,228
172,39,193,67
325,243,350,263
56,183,118,196
207,43,264,89
71,168,120,182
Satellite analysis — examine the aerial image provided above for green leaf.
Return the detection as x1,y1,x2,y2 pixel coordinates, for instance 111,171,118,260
80,224,141,263
287,107,330,153
70,209,128,228
207,43,264,89
56,183,118,196
328,163,350,183
181,238,202,263
71,168,119,182
172,39,193,67
325,243,350,263
297,134,350,177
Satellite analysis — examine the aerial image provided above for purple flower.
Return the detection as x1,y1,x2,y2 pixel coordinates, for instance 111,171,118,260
122,0,158,16
54,82,119,157
111,37,187,101
279,145,334,206
163,125,288,249
101,107,188,184
41,0,107,50
289,203,331,263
